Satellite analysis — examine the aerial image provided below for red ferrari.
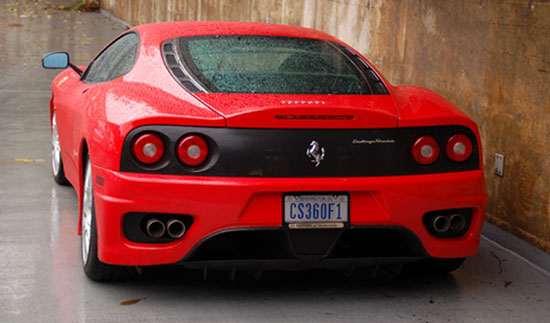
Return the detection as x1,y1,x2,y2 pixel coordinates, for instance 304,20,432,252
42,22,487,281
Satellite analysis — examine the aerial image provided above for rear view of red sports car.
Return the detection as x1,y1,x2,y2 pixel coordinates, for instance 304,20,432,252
42,21,487,281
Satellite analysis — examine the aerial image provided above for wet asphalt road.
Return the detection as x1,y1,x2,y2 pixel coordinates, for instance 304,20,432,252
1,1,550,322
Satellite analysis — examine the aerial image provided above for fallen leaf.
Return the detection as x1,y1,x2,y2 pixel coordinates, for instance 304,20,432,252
7,24,24,27
80,36,93,41
120,298,144,306
12,158,35,163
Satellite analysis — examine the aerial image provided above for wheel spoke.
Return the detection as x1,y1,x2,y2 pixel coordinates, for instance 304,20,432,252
81,160,93,264
51,114,61,175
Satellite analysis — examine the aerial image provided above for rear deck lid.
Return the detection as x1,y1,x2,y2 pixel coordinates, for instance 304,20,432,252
193,93,398,129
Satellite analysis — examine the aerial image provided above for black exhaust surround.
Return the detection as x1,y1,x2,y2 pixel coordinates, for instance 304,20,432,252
422,208,473,238
123,212,194,243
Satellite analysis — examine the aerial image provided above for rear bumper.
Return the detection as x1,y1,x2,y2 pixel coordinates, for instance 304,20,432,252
91,165,487,266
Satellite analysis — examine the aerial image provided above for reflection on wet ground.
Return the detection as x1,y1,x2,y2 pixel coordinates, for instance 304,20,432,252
0,1,549,322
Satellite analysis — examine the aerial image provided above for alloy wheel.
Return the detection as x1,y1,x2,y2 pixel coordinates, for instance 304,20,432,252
81,159,93,265
51,113,61,176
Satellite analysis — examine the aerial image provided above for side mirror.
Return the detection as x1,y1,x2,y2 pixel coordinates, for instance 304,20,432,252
42,52,83,75
42,52,69,69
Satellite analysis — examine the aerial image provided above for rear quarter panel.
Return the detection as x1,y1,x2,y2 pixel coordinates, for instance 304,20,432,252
392,85,483,169
84,81,226,172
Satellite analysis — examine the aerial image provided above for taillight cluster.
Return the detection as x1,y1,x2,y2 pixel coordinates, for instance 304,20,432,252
177,135,208,166
132,132,210,167
132,133,165,164
411,136,440,165
446,134,473,162
411,133,473,165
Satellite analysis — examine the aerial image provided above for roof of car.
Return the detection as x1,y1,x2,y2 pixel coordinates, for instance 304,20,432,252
130,21,344,45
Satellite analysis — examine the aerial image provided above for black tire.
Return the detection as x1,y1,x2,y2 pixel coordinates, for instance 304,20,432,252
81,157,135,281
406,257,465,274
52,158,69,185
51,113,69,185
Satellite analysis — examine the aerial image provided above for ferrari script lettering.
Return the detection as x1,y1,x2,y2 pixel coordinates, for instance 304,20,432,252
282,100,326,105
352,138,396,144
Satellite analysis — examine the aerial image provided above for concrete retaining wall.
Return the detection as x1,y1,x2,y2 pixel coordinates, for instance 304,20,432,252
100,0,550,254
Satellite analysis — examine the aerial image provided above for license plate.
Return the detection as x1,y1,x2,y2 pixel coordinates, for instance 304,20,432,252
284,194,348,229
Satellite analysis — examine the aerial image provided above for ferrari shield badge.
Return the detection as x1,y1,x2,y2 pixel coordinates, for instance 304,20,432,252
306,140,325,167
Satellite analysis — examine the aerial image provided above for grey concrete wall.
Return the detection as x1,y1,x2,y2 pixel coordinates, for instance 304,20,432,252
100,0,550,254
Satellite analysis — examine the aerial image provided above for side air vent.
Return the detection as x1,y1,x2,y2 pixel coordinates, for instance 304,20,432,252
162,40,206,93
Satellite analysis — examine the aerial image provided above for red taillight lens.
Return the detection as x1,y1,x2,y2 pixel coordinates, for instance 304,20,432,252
411,135,440,165
177,135,208,167
132,133,165,164
446,134,473,162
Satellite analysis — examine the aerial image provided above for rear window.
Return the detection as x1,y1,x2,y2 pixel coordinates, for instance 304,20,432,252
162,36,388,95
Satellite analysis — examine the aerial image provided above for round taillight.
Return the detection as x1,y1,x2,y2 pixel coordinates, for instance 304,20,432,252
177,135,208,167
132,133,165,164
411,135,440,165
446,134,473,162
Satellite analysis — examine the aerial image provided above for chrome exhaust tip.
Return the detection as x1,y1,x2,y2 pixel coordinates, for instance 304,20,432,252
146,218,166,238
166,219,186,239
433,215,451,233
449,214,466,232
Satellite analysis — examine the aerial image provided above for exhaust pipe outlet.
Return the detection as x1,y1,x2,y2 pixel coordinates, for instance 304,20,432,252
146,218,166,238
166,219,186,239
449,214,466,232
433,215,450,233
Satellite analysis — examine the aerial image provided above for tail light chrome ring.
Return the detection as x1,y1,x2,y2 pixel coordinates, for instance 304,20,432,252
411,135,440,165
132,133,165,165
177,134,209,167
446,134,473,162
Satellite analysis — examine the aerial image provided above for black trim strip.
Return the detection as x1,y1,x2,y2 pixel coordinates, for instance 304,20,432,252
120,125,480,177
